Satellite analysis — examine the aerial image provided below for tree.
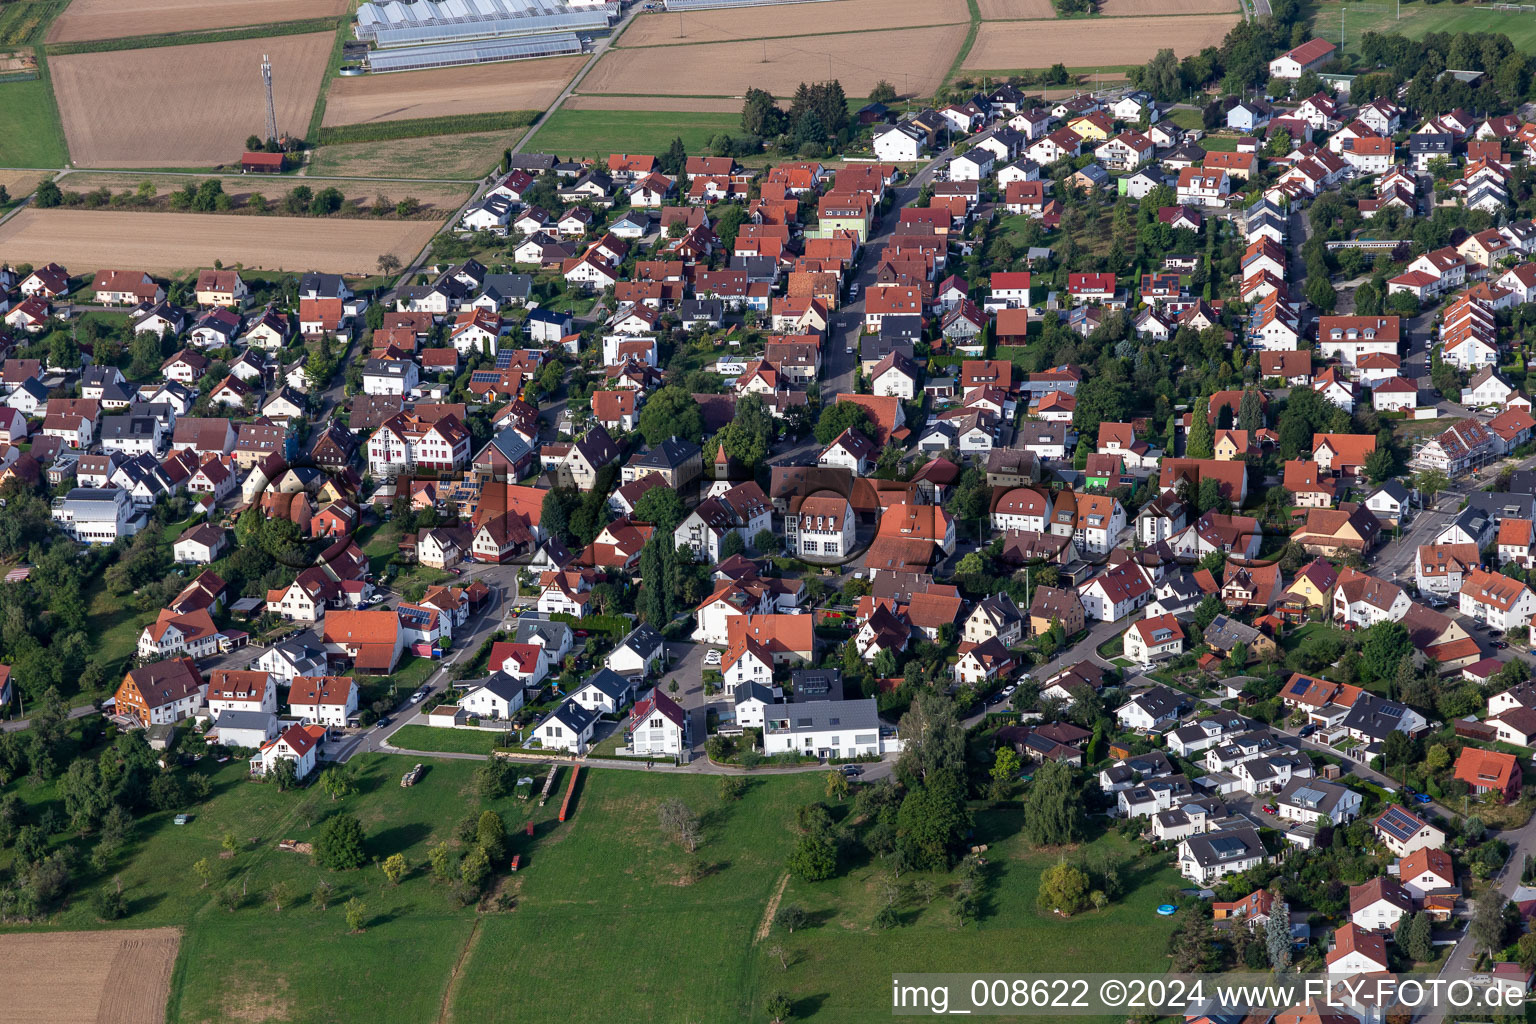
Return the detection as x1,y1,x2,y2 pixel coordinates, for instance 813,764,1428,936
539,488,581,546
319,765,356,802
459,845,491,890
268,880,293,912
344,897,367,933
896,772,968,872
1364,446,1394,483
311,879,335,911
774,903,808,934
720,531,746,561
34,180,62,208
1360,621,1411,684
825,770,850,802
1237,388,1263,435
377,253,401,275
315,813,367,870
1398,910,1433,963
1382,728,1416,769
193,857,215,889
658,798,701,853
636,385,704,445
1024,760,1082,847
381,853,408,886
990,747,1022,801
787,827,837,881
1186,396,1214,460
721,392,774,469
1266,896,1292,972
1471,889,1510,957
660,136,687,177
754,528,781,556
814,402,872,446
476,810,507,861
633,487,685,536
93,884,127,921
1036,860,1091,915
766,991,794,1024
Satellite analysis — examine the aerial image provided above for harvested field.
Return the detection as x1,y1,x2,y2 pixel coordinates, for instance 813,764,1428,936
563,94,744,112
51,32,331,168
0,208,442,275
1099,0,1237,13
619,0,967,46
585,25,966,98
56,172,471,211
976,0,1058,18
0,170,46,199
963,13,1238,69
321,56,586,127
49,0,348,43
0,927,180,1024
308,130,520,179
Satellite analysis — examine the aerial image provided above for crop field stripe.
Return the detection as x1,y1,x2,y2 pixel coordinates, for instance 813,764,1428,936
307,14,356,143
45,16,344,55
943,0,984,91
612,20,967,48
317,110,541,146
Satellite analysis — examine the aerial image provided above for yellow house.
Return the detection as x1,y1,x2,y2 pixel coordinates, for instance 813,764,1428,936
1068,112,1113,143
1213,429,1250,461
1279,556,1336,620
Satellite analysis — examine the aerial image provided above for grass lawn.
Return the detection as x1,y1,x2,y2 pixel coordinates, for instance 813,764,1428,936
390,723,511,754
87,589,145,676
307,130,521,181
1316,0,1536,57
770,820,1185,1023
1164,107,1205,131
1,750,1194,1023
0,76,69,167
357,521,400,575
530,108,742,160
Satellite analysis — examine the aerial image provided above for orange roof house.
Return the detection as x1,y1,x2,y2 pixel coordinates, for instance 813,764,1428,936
726,614,815,663
1453,746,1521,802
322,610,404,674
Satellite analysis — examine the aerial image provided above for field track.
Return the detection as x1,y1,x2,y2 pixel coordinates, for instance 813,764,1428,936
619,0,968,45
0,928,180,1024
48,0,349,43
0,209,442,275
585,25,967,98
51,33,332,168
963,13,1239,69
322,57,587,127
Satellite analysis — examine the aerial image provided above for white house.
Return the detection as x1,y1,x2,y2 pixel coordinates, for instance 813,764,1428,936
1078,562,1152,622
1123,613,1184,665
535,700,597,754
606,624,665,678
628,689,690,758
873,125,925,162
1274,777,1361,826
1178,826,1266,883
1116,685,1190,731
288,676,358,728
569,668,636,715
254,724,320,781
762,697,882,759
456,672,526,720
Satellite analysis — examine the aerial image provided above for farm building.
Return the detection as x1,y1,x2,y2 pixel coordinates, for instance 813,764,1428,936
356,0,613,45
366,32,583,71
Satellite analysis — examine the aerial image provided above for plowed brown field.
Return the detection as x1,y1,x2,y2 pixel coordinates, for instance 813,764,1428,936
585,25,966,98
1099,0,1238,13
963,13,1238,69
976,0,1058,18
0,209,442,275
321,56,587,127
0,928,180,1024
49,0,348,43
50,32,332,168
619,0,968,46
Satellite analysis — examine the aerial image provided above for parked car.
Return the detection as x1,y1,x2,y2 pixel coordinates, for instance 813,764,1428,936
1298,724,1317,738
376,715,391,728
1495,640,1510,649
704,649,722,666
1413,792,1432,805
173,814,192,825
1000,684,1017,698
840,765,864,777
1262,804,1277,815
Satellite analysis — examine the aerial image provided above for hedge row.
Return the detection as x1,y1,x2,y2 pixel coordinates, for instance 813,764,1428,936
47,17,342,55
316,110,540,147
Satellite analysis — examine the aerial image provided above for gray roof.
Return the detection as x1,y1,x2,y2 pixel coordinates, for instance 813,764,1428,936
544,699,596,733
212,710,276,732
1183,826,1263,866
577,668,634,701
630,438,700,471
1203,614,1261,652
465,670,526,704
764,697,879,735
1277,777,1352,814
1368,479,1410,504
513,617,571,650
789,668,843,703
480,273,532,303
732,680,776,708
614,624,664,657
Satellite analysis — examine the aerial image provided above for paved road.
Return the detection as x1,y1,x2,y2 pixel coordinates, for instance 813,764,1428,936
0,702,99,733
